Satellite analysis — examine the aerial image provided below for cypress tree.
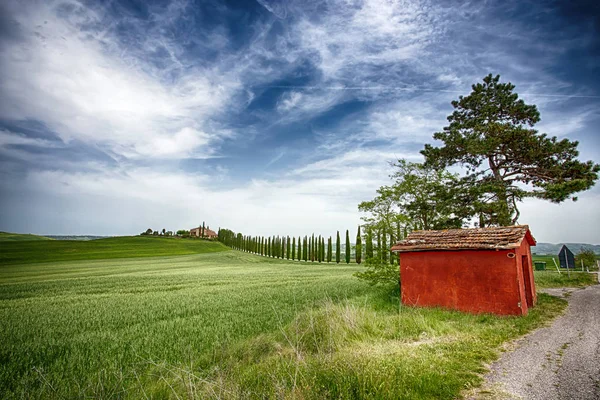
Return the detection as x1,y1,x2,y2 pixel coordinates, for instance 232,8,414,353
303,236,308,261
317,236,321,263
345,230,351,264
366,228,373,260
356,226,362,264
336,231,341,263
282,236,286,259
291,237,296,260
327,236,332,262
298,236,302,261
202,221,205,237
320,237,324,263
286,236,290,259
311,234,315,262
278,236,282,258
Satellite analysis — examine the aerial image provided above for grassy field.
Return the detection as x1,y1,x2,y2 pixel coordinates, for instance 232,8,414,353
0,231,52,241
534,270,598,288
1,238,581,399
0,236,228,265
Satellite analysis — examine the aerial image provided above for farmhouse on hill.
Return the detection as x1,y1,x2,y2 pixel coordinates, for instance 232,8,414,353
190,226,218,239
391,225,537,316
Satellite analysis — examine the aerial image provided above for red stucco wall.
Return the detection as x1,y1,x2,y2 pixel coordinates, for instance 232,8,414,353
400,244,536,315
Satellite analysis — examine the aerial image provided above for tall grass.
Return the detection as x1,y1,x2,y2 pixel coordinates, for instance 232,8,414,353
149,293,566,399
0,251,369,398
534,270,597,288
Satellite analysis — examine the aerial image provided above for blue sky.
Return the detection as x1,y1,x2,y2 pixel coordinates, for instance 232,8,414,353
0,0,599,243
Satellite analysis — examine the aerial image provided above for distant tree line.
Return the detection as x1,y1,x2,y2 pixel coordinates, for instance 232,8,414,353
217,226,396,265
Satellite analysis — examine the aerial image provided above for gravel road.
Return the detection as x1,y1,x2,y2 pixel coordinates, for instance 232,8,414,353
477,284,600,399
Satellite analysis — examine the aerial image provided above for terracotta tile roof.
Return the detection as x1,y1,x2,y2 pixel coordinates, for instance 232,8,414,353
391,225,536,252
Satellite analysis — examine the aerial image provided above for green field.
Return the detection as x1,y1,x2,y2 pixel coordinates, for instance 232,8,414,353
0,236,228,265
0,238,585,399
0,231,52,242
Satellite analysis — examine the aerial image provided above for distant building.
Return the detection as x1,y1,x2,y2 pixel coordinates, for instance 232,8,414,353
558,245,575,269
190,226,218,239
391,225,537,316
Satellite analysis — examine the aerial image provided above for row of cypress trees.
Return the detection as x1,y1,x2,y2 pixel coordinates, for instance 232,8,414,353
217,226,397,265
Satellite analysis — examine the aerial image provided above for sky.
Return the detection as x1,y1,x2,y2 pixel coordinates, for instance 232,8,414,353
0,0,599,243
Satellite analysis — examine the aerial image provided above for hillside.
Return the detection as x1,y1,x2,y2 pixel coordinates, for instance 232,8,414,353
534,242,600,255
0,236,229,265
0,232,53,241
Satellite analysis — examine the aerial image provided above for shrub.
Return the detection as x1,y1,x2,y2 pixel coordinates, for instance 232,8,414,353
354,257,399,287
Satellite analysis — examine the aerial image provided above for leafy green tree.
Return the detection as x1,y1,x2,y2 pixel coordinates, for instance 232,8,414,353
376,230,381,261
336,231,341,264
345,230,351,264
382,232,388,263
575,248,597,270
360,161,463,234
422,74,600,226
356,226,362,264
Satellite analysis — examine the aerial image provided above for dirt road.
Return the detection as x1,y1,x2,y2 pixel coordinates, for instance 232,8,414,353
478,284,600,399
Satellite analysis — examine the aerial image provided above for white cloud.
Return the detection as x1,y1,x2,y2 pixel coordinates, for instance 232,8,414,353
0,0,238,159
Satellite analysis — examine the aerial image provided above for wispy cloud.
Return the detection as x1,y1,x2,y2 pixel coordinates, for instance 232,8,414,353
0,0,238,159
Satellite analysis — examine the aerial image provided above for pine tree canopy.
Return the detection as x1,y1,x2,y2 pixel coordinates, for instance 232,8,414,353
422,74,599,226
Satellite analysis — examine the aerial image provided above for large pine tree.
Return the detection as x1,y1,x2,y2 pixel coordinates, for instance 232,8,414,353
422,74,599,226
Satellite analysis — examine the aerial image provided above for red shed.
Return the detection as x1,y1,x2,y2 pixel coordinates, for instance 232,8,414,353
391,225,537,316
